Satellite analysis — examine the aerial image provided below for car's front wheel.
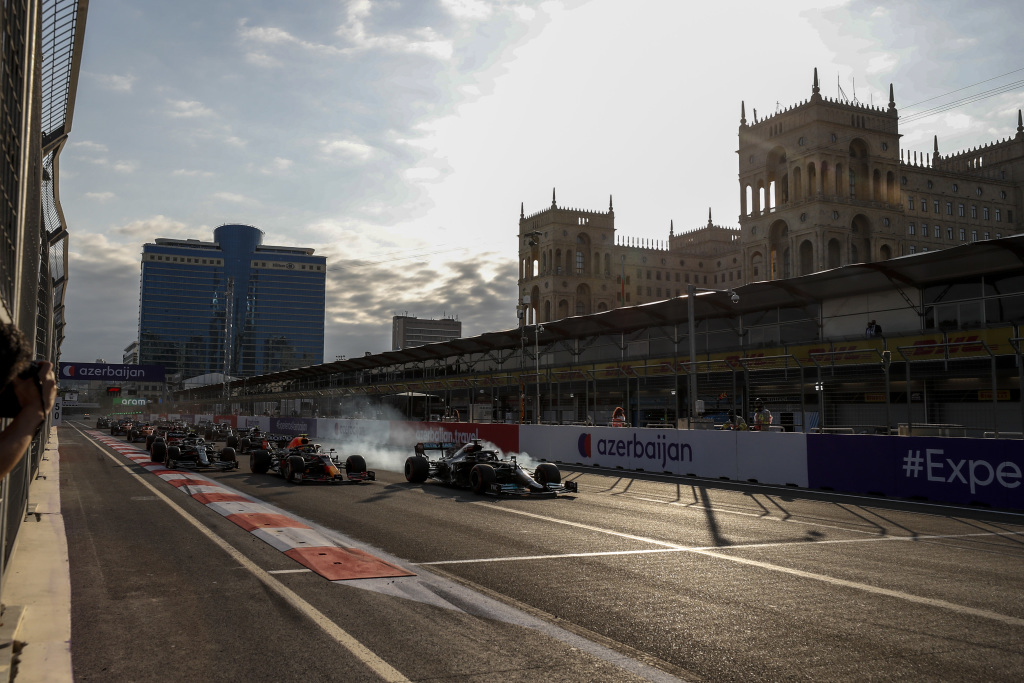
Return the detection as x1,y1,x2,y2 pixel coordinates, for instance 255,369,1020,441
284,455,305,483
470,464,496,494
534,463,561,487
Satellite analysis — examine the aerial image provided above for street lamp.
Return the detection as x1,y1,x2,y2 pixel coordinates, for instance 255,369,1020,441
534,324,545,424
516,300,526,423
687,284,739,426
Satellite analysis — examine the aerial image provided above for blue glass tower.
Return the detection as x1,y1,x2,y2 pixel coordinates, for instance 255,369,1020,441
138,224,326,379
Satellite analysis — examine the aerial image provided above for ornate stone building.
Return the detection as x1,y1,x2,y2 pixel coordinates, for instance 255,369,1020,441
518,69,1024,324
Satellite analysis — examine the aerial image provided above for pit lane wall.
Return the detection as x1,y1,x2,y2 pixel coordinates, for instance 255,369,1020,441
152,414,1024,510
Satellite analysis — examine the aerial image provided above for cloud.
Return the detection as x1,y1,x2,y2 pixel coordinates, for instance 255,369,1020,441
84,192,115,201
112,161,138,173
63,234,144,362
166,99,215,118
244,51,281,68
441,0,493,22
172,168,215,177
69,140,108,153
111,215,194,238
94,73,136,92
322,139,376,161
213,191,256,204
256,157,293,174
865,52,897,76
404,166,442,182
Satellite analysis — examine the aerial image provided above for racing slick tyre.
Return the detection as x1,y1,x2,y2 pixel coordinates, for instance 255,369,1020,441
404,456,429,483
470,464,496,494
129,430,139,442
204,430,215,442
345,455,367,476
145,434,156,451
239,437,251,453
151,441,167,464
250,449,271,474
166,446,181,470
220,446,237,463
226,435,239,449
110,426,117,436
284,455,305,483
534,463,561,487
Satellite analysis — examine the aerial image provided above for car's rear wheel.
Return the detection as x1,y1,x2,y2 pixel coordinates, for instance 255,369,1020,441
534,463,561,487
250,449,271,474
166,446,180,469
151,441,167,464
145,434,156,451
226,435,239,449
220,446,236,463
345,455,367,476
239,437,251,452
284,455,305,483
470,464,496,494
405,456,429,483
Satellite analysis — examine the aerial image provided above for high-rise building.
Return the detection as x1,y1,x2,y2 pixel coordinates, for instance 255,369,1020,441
122,341,139,365
392,315,461,350
517,70,1024,324
138,224,326,379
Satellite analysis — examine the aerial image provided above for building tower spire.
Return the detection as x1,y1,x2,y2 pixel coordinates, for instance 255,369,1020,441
1018,109,1023,138
520,201,524,219
812,67,821,101
669,220,674,237
552,187,557,208
609,194,614,214
740,100,747,126
888,83,896,112
708,207,713,226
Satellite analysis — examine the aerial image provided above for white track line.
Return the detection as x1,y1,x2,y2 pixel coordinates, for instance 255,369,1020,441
96,447,411,682
466,504,1024,628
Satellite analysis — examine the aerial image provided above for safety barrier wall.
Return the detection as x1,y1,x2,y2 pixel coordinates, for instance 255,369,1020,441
156,413,1023,511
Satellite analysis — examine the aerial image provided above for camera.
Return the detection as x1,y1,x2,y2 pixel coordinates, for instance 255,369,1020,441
0,362,41,418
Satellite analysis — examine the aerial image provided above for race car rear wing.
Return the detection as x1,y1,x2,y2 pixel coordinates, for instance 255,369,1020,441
414,442,457,456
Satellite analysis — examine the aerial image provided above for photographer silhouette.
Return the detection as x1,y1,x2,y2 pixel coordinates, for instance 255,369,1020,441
0,322,57,479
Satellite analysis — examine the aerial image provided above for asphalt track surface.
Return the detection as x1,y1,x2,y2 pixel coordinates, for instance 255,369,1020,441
60,422,1024,682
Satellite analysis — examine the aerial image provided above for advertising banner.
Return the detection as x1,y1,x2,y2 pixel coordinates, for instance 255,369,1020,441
521,425,734,477
317,418,392,445
241,416,270,431
214,415,237,429
807,435,1024,509
736,431,808,486
59,363,165,383
391,421,519,453
270,416,318,437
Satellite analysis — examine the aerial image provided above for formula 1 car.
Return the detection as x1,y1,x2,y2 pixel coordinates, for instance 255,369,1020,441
249,436,375,484
163,436,239,471
404,440,577,496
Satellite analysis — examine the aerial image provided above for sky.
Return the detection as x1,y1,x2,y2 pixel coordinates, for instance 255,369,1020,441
60,0,1024,365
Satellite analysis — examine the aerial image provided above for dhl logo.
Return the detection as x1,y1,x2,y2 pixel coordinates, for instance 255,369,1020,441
902,335,984,358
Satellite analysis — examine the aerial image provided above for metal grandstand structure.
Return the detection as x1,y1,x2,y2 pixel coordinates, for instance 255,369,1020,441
175,237,1024,436
0,0,87,594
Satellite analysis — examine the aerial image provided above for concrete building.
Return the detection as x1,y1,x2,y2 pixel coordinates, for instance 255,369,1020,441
138,224,326,378
123,341,139,365
392,315,462,350
518,69,1024,324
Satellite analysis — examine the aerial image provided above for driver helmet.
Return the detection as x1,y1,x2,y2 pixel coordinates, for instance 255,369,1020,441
754,398,764,409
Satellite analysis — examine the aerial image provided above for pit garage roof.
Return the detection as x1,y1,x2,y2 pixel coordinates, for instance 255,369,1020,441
229,235,1024,389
